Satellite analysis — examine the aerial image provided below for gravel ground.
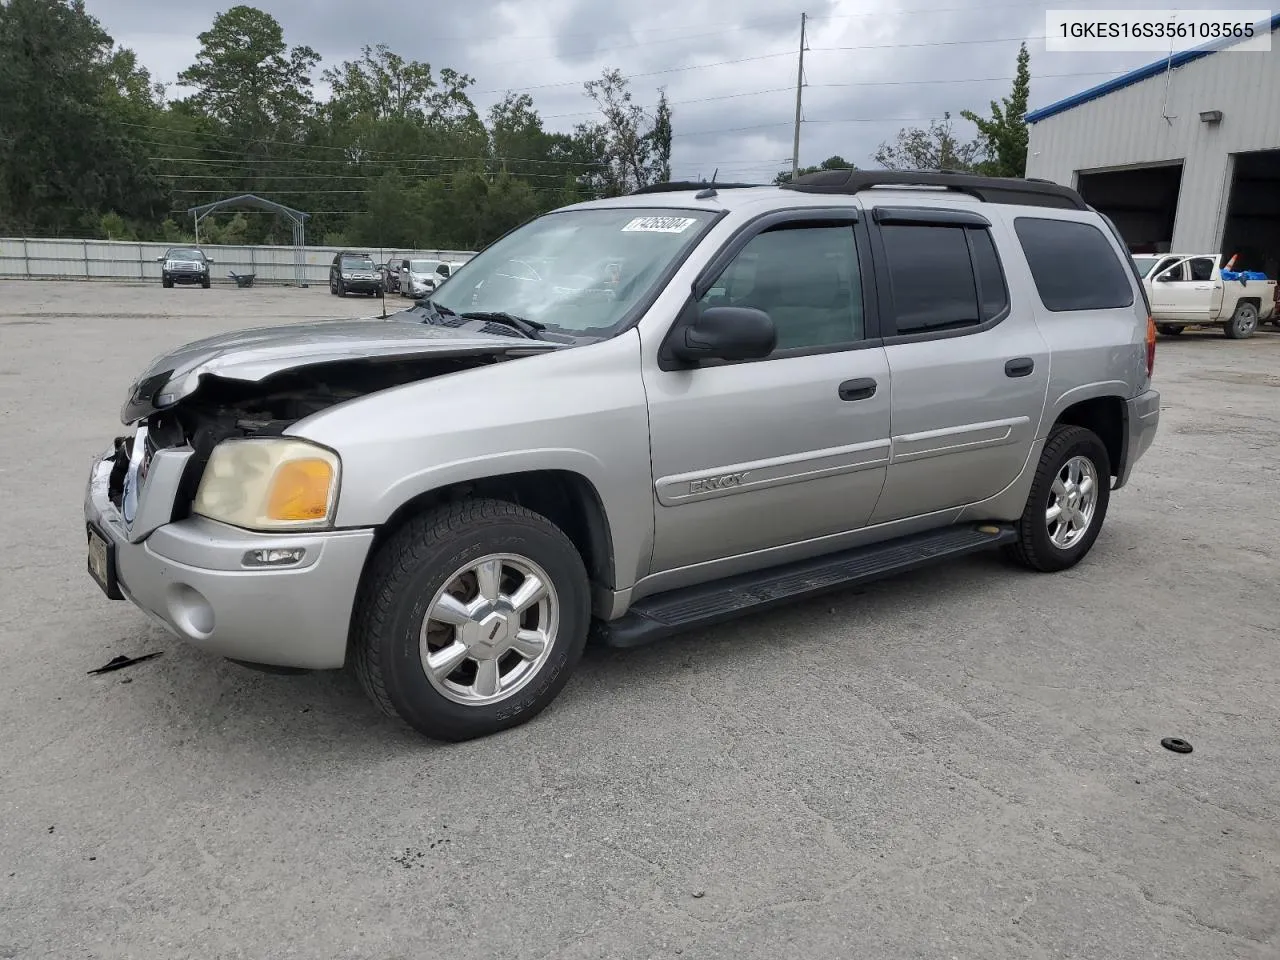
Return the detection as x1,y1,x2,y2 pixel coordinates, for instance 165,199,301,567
1,280,1278,960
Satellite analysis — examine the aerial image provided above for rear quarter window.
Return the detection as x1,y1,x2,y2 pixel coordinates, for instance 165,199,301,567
1014,216,1135,312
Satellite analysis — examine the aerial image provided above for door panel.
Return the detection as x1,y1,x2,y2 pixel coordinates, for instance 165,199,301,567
872,327,1048,522
646,350,891,572
1173,256,1217,321
868,215,1049,523
1148,259,1183,315
643,218,892,575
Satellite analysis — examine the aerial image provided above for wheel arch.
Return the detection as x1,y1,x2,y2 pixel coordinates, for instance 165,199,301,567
360,468,617,594
1052,394,1125,481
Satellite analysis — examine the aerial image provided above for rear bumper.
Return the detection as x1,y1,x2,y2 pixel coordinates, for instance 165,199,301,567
1114,388,1160,490
83,446,375,669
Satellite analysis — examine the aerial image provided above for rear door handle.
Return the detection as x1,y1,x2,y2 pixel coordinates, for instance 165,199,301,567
1005,358,1034,378
838,378,877,401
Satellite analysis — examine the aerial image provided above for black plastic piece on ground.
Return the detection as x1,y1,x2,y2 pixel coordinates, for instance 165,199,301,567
1161,737,1193,754
599,524,1017,649
87,652,162,675
778,169,1088,210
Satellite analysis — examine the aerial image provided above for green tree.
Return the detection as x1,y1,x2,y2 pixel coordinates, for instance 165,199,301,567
873,113,981,172
576,68,673,197
961,43,1031,178
774,154,856,185
178,6,319,136
0,0,169,234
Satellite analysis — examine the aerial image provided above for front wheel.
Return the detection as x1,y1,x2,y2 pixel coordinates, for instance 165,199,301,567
1005,425,1112,573
1225,302,1259,339
351,499,591,742
1157,324,1184,336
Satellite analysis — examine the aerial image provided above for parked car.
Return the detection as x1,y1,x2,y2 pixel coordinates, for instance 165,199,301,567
382,255,411,295
328,251,384,297
1135,252,1276,338
85,171,1160,742
401,258,464,298
157,247,213,289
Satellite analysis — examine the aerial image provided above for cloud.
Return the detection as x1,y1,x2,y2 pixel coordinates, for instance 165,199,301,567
90,0,1177,183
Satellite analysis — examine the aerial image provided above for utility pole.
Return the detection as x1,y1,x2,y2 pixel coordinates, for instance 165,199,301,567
791,12,807,181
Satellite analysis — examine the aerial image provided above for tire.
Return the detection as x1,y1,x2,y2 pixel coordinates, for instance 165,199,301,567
1005,424,1112,573
338,280,347,297
351,498,591,742
201,276,211,289
1157,324,1184,336
1224,302,1259,339
329,276,338,296
162,276,173,289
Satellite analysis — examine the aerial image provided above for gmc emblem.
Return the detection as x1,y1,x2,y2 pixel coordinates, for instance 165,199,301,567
690,472,749,494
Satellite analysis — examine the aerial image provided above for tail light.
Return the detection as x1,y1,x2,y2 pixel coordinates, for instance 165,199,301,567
1146,314,1156,378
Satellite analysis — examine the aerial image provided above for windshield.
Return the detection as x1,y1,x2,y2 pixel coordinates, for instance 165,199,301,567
341,256,374,270
167,248,202,260
1131,255,1159,278
428,207,717,335
410,260,439,273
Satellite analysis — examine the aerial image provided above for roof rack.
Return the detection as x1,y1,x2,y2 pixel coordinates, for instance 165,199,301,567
628,181,762,195
779,169,1088,211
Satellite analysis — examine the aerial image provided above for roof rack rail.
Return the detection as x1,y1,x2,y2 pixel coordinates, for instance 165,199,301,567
779,169,1087,211
628,180,762,195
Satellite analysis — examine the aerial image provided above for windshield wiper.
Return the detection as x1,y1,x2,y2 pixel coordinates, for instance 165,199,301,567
459,311,546,339
411,300,545,340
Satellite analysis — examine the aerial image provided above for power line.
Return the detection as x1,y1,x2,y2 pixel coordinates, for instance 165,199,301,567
809,69,1119,89
674,116,946,138
810,34,1047,53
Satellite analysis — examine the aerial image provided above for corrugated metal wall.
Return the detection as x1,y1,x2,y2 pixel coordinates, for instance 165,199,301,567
0,239,476,285
1026,43,1280,252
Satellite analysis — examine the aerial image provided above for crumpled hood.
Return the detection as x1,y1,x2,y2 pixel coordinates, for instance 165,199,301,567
121,314,559,424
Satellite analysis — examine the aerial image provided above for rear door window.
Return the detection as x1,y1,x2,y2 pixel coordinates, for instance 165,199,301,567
878,223,1009,335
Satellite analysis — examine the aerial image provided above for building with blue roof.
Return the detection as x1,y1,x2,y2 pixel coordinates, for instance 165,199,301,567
1024,13,1280,276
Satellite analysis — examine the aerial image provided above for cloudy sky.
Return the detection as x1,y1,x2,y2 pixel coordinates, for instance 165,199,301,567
88,0,1228,182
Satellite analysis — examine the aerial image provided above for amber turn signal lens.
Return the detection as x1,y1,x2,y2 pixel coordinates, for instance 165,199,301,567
267,458,335,521
1146,315,1156,378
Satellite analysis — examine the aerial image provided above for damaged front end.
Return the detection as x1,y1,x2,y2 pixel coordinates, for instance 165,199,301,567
104,323,561,533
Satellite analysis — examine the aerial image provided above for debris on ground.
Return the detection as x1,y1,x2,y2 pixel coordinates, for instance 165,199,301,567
87,652,162,676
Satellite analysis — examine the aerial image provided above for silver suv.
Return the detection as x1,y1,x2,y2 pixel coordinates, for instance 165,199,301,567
84,172,1161,741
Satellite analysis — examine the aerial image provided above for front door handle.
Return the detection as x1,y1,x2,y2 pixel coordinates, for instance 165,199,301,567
838,378,877,401
1005,357,1034,378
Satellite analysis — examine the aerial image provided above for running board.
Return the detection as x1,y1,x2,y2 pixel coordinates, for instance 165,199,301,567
600,523,1017,649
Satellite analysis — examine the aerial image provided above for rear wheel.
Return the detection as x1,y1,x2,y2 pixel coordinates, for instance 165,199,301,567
351,499,591,742
1225,302,1259,339
1005,425,1111,573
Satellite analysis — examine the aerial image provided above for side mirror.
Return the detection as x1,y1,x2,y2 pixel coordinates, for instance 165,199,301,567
206,257,215,264
671,306,776,363
1156,271,1176,282
155,256,165,262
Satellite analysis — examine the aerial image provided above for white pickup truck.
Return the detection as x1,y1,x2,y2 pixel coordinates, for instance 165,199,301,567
1134,253,1277,339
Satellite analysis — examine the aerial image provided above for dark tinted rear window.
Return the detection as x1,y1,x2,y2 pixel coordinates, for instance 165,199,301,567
1014,217,1134,312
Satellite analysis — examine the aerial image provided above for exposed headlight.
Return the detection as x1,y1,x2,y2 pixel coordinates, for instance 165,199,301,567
193,438,341,531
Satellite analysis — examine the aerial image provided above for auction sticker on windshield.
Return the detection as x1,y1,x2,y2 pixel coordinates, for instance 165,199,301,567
621,216,698,233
